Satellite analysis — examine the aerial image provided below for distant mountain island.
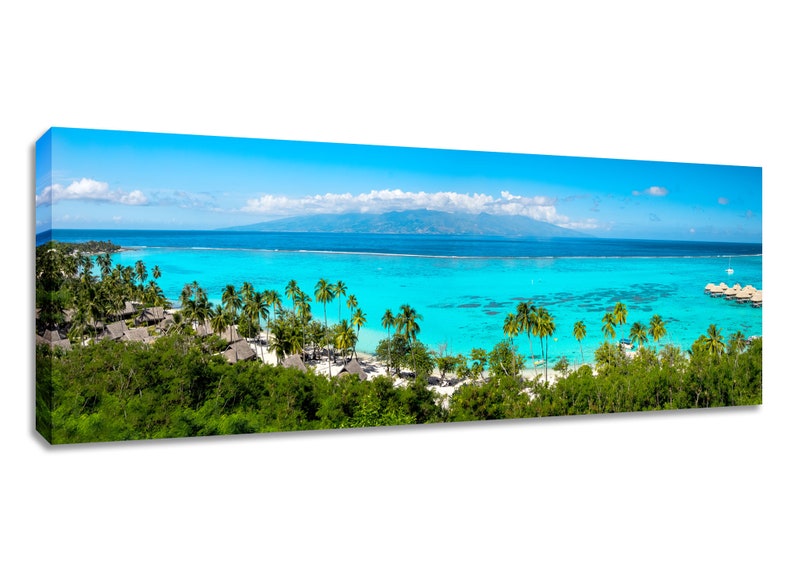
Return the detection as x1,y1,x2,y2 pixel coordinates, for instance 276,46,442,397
220,209,589,238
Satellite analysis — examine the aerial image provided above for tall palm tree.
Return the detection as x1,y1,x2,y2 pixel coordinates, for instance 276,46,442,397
209,304,230,338
629,321,649,349
151,265,161,281
573,320,587,366
396,304,423,378
285,279,300,311
535,307,556,382
145,280,167,308
705,324,726,355
333,280,347,323
243,290,268,359
728,330,747,355
351,308,366,359
315,278,334,376
334,319,356,363
240,281,255,304
134,260,147,291
296,296,313,362
221,284,242,323
613,302,628,339
96,253,112,279
381,308,396,375
601,311,616,341
516,300,539,373
503,312,520,377
263,289,282,346
346,294,358,321
649,314,667,345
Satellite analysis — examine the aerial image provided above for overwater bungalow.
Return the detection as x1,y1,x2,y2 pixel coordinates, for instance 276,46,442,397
751,290,763,307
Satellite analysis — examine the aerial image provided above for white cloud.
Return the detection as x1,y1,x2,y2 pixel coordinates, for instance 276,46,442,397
241,188,579,226
633,186,669,197
718,197,730,205
36,178,149,206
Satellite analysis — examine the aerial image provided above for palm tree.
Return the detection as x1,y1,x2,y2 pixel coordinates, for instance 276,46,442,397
601,311,616,341
705,324,726,355
503,312,520,377
221,284,242,323
209,304,230,338
333,280,347,323
396,304,423,378
295,295,313,362
516,300,538,370
381,308,396,375
573,320,587,366
315,278,334,376
346,294,358,321
144,280,167,308
151,265,161,281
535,307,556,382
243,290,268,359
649,314,667,345
613,302,628,339
240,281,255,304
263,289,282,346
285,279,301,311
96,253,112,279
334,319,356,363
728,330,747,355
351,308,366,359
134,260,147,291
629,321,649,349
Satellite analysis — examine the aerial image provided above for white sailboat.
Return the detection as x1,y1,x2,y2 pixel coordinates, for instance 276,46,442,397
726,257,734,275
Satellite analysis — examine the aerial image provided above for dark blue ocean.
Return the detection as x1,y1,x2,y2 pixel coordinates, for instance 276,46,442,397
39,229,763,364
39,229,761,259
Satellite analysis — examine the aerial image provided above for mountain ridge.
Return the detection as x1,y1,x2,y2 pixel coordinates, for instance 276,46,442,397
220,209,589,238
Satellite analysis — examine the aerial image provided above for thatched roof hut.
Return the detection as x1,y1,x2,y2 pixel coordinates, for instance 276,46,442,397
704,283,716,294
51,338,73,351
337,358,367,381
195,321,213,337
114,301,137,318
223,340,256,364
282,354,307,372
122,327,153,343
751,290,763,307
103,320,127,341
136,306,165,326
219,325,242,343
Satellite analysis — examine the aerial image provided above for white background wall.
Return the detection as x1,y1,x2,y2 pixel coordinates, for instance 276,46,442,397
2,2,790,574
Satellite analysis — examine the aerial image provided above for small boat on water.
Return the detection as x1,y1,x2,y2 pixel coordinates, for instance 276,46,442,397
533,359,545,367
726,257,734,275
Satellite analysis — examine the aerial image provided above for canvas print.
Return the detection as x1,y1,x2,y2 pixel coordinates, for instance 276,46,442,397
35,128,762,444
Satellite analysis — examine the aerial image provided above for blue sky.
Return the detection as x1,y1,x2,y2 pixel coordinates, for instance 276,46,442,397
35,127,762,242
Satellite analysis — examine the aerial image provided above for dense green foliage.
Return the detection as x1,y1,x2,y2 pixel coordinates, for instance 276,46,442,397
38,334,447,444
37,331,762,444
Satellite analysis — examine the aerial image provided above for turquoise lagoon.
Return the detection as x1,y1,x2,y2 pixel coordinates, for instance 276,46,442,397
45,230,763,366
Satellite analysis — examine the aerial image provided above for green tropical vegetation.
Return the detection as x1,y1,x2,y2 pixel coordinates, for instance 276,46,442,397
35,240,763,445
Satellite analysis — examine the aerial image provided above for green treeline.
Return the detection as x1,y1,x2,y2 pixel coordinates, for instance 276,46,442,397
37,333,761,444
